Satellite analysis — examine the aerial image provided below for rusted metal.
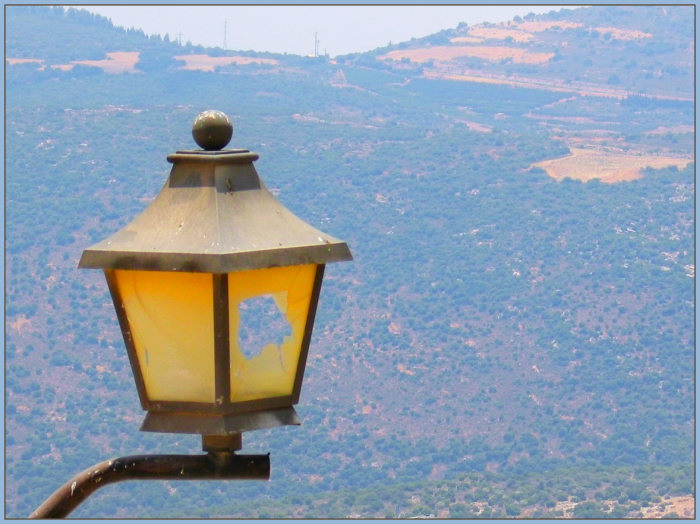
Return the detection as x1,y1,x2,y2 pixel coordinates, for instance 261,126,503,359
202,433,242,452
212,273,232,407
167,149,259,163
140,405,301,435
292,264,326,403
29,451,270,518
103,269,149,410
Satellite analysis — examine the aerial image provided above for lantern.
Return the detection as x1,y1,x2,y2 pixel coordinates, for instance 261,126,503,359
79,110,352,436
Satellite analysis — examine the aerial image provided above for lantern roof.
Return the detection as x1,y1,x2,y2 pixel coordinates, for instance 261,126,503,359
79,111,352,273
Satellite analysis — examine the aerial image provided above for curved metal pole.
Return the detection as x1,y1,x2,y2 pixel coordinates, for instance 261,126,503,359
29,452,270,519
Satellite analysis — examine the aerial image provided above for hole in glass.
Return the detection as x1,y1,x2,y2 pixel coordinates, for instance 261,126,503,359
238,294,292,361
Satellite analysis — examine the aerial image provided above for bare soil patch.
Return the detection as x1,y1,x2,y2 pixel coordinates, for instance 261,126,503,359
73,51,140,73
458,120,493,133
466,26,534,42
515,20,583,32
646,124,694,135
425,70,610,98
480,19,648,42
425,68,686,101
8,315,31,334
381,45,554,65
174,54,278,72
641,495,695,518
449,36,484,44
427,71,516,86
596,26,652,40
6,58,44,65
532,147,692,183
397,363,415,376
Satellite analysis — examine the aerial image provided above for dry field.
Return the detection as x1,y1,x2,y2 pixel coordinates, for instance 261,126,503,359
449,36,485,44
463,26,534,42
426,70,573,91
646,125,694,135
532,147,693,183
505,20,649,41
424,70,635,100
641,495,695,518
174,54,278,72
381,45,554,65
514,20,583,32
595,26,652,40
456,20,647,43
459,120,493,133
430,71,517,87
6,57,44,66
8,52,142,73
51,64,74,72
72,51,140,73
8,52,279,74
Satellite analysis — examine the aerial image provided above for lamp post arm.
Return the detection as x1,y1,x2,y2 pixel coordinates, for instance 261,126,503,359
29,452,270,519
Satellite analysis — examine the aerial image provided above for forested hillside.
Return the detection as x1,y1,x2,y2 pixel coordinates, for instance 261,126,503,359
5,6,694,518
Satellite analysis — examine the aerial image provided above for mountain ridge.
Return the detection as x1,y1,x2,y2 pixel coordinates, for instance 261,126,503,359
7,6,693,99
5,5,694,518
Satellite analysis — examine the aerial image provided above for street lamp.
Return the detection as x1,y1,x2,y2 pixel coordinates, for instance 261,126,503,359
30,110,352,518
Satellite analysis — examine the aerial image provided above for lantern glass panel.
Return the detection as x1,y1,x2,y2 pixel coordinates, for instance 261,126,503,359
114,269,215,403
228,264,316,402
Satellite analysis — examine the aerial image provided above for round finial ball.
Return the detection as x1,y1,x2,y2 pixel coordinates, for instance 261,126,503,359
192,110,233,151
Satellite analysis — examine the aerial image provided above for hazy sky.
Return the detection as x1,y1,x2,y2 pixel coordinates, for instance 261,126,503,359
79,5,562,57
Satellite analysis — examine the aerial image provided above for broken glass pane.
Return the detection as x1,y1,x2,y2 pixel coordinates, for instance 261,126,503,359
238,294,292,361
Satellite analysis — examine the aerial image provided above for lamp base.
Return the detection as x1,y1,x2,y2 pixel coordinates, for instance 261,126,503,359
140,406,301,435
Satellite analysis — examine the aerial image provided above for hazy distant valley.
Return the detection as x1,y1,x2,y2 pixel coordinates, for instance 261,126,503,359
5,6,694,518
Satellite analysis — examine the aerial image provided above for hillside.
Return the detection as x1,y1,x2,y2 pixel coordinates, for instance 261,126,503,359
5,5,695,518
372,7,693,101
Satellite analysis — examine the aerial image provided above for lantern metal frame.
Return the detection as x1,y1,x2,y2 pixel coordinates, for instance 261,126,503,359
79,130,352,436
102,264,326,435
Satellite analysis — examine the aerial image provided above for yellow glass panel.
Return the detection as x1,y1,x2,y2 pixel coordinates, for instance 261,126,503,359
228,264,316,402
114,270,215,403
